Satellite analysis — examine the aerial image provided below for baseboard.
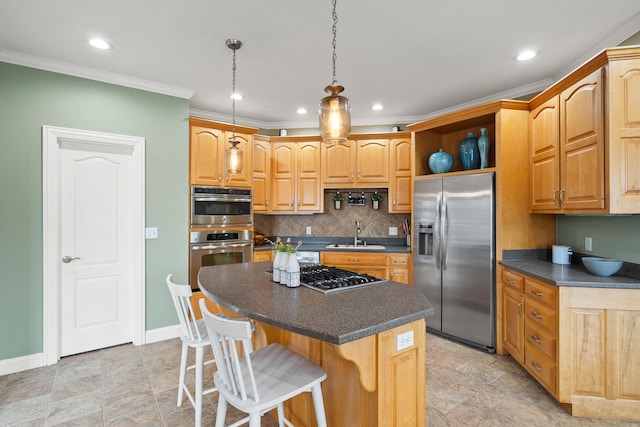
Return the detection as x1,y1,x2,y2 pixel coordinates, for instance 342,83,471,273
0,352,46,376
0,324,182,376
145,324,182,343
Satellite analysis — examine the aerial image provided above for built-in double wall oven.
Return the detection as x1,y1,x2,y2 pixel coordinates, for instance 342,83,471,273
190,187,253,290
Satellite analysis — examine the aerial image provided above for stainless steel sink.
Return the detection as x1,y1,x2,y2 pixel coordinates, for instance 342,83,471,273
325,244,386,250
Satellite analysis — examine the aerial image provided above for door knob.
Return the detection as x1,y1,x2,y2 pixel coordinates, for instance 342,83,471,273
62,256,80,263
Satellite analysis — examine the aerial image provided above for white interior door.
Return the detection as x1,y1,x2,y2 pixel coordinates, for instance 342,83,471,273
59,141,135,356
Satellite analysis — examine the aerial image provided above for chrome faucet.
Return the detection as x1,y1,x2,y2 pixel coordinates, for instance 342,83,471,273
354,220,362,247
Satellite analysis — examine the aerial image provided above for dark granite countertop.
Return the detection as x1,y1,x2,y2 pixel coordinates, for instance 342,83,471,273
254,236,411,254
500,256,640,290
198,262,433,345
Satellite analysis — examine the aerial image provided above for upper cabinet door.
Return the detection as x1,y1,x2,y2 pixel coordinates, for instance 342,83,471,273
389,138,411,213
296,141,322,212
252,135,270,212
190,126,224,186
530,96,561,211
357,139,389,184
321,141,356,186
559,69,604,211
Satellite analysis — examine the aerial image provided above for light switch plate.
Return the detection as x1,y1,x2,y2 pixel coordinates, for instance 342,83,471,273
389,227,398,236
585,237,592,251
306,226,312,235
145,227,158,239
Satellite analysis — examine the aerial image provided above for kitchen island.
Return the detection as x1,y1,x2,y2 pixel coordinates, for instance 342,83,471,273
198,262,433,426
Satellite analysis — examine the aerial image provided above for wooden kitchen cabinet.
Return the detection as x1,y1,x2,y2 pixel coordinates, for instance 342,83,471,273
252,135,270,212
529,47,640,214
322,137,389,188
253,250,272,263
271,138,322,213
501,267,559,397
320,252,411,284
389,137,412,213
189,117,257,188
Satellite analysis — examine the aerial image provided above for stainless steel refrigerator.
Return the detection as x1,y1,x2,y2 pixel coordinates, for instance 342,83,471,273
413,172,495,352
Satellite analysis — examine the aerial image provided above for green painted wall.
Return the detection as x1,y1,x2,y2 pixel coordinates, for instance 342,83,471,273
0,62,189,360
556,215,640,263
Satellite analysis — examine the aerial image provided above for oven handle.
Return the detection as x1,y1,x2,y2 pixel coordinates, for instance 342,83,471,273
193,196,252,203
191,242,253,251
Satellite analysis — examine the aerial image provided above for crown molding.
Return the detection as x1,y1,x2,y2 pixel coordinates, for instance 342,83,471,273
191,78,553,130
0,49,195,100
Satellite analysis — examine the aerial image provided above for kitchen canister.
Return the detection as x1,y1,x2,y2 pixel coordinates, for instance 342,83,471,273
552,245,572,265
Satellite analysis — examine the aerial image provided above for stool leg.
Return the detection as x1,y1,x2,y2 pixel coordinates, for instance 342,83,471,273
195,346,204,427
311,384,327,427
215,395,227,427
177,342,188,406
276,403,285,427
249,412,261,427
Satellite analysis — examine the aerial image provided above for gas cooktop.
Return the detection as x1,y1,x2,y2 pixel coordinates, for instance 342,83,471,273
300,264,387,294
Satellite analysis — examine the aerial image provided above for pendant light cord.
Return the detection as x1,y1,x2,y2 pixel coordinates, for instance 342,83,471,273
331,0,338,85
231,46,237,140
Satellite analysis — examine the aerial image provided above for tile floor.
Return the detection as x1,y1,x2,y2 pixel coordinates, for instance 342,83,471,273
1,333,638,426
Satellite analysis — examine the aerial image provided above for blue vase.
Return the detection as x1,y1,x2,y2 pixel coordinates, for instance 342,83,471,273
458,131,480,170
428,149,453,174
477,128,490,169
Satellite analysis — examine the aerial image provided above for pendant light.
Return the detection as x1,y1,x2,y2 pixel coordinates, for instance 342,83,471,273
225,38,243,174
319,0,351,144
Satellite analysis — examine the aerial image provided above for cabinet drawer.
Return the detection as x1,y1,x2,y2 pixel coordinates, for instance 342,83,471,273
525,298,556,335
502,270,524,292
525,323,556,362
388,255,409,266
525,279,556,309
321,252,387,266
525,346,556,394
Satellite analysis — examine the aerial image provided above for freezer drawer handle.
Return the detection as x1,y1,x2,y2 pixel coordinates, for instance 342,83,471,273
530,289,544,297
531,311,543,319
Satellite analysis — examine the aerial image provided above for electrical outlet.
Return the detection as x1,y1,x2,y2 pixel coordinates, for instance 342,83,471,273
389,227,398,236
585,236,592,251
306,226,312,235
397,330,414,351
145,227,158,239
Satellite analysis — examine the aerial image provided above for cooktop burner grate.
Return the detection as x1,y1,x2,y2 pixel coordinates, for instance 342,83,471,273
300,264,387,294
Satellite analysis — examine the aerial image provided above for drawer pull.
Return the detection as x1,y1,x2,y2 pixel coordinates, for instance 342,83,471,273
517,302,522,317
531,361,543,372
393,260,406,264
506,277,515,284
530,335,543,344
531,311,543,319
349,258,360,263
530,289,544,297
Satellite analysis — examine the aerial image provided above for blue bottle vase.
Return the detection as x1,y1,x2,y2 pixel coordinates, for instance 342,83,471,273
458,131,480,170
477,128,490,169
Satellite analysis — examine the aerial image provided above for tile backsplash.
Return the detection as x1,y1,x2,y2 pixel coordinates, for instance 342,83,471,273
255,191,409,238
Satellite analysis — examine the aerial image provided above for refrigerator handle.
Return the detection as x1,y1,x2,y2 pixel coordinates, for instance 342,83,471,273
441,194,449,271
434,192,442,269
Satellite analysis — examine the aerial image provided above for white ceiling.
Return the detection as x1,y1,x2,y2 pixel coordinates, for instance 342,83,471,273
1,0,640,130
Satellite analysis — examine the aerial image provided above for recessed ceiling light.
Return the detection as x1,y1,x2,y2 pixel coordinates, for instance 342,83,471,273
296,107,308,114
371,103,384,111
230,92,243,100
88,37,112,50
515,49,538,61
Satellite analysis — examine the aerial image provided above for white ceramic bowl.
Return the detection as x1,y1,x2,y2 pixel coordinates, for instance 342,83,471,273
582,257,623,277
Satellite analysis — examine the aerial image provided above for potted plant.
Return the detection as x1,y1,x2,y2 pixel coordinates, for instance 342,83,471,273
371,191,383,210
332,191,345,210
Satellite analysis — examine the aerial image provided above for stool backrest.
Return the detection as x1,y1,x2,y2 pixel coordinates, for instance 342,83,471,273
199,299,258,402
166,274,203,342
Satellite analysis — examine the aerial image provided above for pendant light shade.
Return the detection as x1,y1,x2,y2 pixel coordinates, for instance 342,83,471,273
225,139,243,173
225,38,244,174
320,84,351,144
319,0,351,144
